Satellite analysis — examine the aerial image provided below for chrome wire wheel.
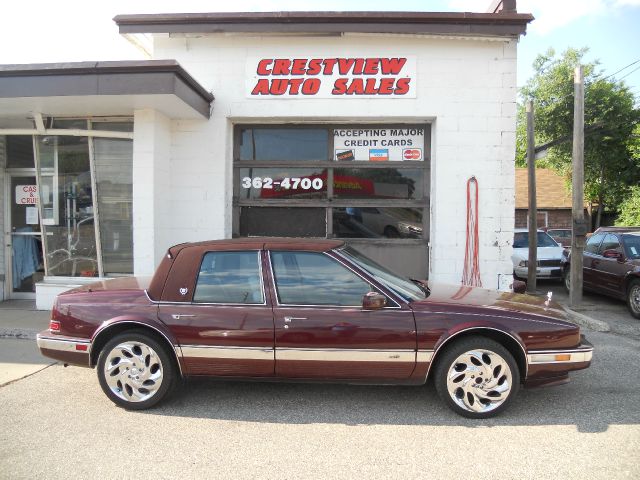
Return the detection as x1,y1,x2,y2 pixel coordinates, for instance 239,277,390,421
445,348,513,414
103,341,164,403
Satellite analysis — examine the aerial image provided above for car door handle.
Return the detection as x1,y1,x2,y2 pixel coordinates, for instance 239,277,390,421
171,314,197,320
284,316,307,323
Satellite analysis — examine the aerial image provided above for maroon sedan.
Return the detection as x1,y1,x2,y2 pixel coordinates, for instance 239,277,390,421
563,227,640,318
37,238,593,418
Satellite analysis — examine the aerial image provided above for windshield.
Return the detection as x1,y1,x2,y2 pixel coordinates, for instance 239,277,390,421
339,246,427,302
513,232,559,248
622,234,640,259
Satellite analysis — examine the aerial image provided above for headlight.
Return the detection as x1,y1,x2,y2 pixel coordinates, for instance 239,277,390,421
518,260,528,267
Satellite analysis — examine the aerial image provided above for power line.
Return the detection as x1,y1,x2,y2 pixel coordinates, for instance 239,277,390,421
618,64,640,82
602,58,640,80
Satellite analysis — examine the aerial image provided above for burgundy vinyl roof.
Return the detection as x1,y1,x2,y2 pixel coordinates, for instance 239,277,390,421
169,238,345,255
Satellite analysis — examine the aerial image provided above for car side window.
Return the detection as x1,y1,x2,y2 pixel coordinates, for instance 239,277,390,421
193,251,264,304
622,234,640,259
271,251,372,306
585,233,605,254
599,234,622,254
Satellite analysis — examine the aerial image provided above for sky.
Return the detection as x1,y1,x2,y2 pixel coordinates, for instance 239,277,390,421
1,0,639,94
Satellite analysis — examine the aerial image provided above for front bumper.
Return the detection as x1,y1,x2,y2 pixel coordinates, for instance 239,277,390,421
37,331,91,367
514,265,562,279
525,337,593,387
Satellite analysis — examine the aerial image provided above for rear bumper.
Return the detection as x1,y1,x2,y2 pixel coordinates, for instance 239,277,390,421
525,337,593,387
36,331,91,367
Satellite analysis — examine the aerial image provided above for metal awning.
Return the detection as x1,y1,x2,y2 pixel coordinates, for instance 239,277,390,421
0,60,214,124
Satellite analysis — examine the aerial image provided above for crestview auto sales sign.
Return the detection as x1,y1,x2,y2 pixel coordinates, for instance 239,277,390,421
246,56,417,98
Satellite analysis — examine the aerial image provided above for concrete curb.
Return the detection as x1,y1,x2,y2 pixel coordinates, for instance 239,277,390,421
563,307,611,332
0,329,38,340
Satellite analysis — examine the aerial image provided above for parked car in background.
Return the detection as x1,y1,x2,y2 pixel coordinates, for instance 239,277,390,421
511,228,564,280
543,228,572,248
562,227,640,318
37,238,593,419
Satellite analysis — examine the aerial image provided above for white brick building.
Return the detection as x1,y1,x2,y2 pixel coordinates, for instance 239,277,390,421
0,1,532,308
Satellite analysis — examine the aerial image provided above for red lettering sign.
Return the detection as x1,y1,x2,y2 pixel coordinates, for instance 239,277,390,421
249,56,415,98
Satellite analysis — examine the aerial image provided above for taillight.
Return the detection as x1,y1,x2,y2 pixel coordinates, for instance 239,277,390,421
49,320,61,332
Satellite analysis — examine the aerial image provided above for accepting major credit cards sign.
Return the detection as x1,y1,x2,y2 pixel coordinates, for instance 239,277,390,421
333,127,424,162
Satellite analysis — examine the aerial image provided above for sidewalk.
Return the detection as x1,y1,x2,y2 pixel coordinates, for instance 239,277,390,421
529,281,640,337
0,300,50,340
0,301,53,387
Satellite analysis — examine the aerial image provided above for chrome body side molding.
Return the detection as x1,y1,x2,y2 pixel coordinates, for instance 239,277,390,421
181,345,274,361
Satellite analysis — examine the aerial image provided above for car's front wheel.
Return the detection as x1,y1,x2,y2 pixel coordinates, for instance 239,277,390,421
627,279,640,319
434,337,520,419
97,331,176,410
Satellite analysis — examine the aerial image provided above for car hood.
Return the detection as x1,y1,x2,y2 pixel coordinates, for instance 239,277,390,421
512,246,564,260
412,282,570,323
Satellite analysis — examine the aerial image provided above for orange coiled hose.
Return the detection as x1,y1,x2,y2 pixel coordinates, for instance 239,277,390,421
462,176,482,287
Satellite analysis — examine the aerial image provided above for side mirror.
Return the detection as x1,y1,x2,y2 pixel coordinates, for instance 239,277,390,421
362,292,387,310
602,249,623,260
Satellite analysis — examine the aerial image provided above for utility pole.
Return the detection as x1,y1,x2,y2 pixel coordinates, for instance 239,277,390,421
570,65,586,307
526,100,537,294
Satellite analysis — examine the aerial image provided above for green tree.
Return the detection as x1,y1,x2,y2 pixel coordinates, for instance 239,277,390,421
615,186,640,226
517,48,640,228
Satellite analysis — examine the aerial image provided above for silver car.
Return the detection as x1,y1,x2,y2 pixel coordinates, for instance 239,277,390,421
511,229,564,280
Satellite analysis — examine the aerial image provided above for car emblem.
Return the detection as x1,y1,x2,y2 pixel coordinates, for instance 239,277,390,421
179,287,188,296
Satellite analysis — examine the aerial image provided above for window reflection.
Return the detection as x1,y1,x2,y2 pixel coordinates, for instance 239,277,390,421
271,251,371,305
239,128,328,161
37,136,98,277
94,138,133,274
194,251,263,304
333,168,422,199
333,207,423,239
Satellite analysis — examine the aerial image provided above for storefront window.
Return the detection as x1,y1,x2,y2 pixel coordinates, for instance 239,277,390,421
6,136,35,168
94,137,133,275
234,124,430,240
38,136,98,277
31,119,134,277
239,207,326,237
239,128,328,161
333,207,423,239
238,167,328,199
333,168,423,200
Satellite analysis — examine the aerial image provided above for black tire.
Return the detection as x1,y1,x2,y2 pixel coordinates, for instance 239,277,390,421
434,337,520,419
627,279,640,320
97,330,176,410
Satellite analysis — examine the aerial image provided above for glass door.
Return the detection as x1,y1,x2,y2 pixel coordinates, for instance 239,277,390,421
7,174,44,297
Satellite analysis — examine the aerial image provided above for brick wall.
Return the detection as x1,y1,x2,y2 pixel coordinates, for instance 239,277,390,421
515,209,589,229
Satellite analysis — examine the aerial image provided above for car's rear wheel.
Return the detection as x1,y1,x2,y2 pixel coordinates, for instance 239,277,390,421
627,279,640,319
97,331,176,410
434,337,520,419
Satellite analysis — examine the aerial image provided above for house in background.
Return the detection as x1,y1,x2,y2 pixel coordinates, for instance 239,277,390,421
515,168,590,229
